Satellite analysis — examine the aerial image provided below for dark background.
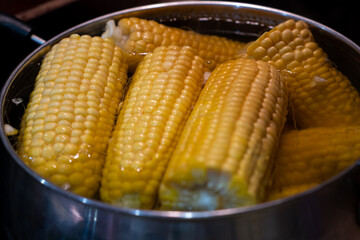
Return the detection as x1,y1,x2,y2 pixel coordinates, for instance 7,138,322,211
0,0,359,239
0,0,359,85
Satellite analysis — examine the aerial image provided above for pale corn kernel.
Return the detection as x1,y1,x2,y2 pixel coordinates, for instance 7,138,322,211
56,162,71,175
29,147,42,157
42,146,56,160
54,125,71,135
64,143,79,155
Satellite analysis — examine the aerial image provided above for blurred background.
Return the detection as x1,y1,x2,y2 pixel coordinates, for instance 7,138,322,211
0,0,359,85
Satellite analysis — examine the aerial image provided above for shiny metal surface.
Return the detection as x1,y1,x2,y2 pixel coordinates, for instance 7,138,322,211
1,1,360,239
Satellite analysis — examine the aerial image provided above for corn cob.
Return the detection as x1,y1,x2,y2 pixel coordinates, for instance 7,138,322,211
246,19,360,128
267,126,360,201
159,58,288,211
102,17,249,72
100,46,205,209
17,34,128,198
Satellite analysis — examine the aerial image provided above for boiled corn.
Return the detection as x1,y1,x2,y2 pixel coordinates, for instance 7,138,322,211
267,126,360,201
100,46,205,209
159,58,288,211
246,19,360,128
102,17,249,71
17,34,128,198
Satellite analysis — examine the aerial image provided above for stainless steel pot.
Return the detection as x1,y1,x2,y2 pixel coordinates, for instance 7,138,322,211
1,1,360,239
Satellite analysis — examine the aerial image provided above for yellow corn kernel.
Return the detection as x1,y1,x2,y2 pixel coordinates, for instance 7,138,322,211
17,34,128,198
159,58,288,211
267,126,360,201
100,45,205,209
246,19,360,128
102,17,249,71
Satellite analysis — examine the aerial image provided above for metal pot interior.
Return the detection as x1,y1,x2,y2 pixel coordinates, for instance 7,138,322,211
2,1,360,219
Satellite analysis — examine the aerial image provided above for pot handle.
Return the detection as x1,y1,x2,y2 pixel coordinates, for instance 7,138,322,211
0,11,46,45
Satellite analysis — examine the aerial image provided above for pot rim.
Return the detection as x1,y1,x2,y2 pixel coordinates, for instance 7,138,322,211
1,0,360,220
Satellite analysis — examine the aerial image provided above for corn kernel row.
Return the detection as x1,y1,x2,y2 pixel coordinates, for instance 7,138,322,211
100,46,205,209
245,19,360,199
246,19,360,128
102,17,250,72
17,34,128,198
15,17,360,211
